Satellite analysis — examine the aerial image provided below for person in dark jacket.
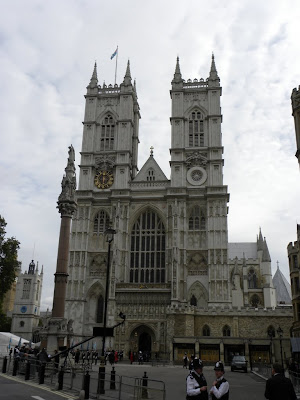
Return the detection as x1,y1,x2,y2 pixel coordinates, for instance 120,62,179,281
210,361,229,400
186,359,208,400
265,363,297,400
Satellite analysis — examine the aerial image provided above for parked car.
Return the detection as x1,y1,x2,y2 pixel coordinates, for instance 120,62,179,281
231,355,248,372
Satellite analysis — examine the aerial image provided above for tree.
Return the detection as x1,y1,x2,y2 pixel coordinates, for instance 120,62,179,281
0,215,21,314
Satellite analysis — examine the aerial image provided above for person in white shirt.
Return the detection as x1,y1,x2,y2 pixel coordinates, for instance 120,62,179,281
210,361,229,400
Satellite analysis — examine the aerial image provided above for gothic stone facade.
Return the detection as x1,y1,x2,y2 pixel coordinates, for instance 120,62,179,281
64,58,292,364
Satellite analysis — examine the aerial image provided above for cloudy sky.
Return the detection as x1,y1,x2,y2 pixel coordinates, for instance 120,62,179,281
1,0,299,310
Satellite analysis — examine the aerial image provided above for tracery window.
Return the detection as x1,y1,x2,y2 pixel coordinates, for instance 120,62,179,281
189,206,206,230
22,279,31,299
248,268,257,289
100,114,115,151
190,295,197,306
93,210,110,234
130,210,165,283
250,294,260,308
222,325,231,337
96,295,104,323
203,325,210,337
188,110,204,147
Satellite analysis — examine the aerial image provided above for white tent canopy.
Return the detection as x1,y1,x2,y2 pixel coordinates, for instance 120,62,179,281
0,332,39,355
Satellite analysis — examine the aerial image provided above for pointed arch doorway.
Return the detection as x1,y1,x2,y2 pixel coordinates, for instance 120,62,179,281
139,331,152,353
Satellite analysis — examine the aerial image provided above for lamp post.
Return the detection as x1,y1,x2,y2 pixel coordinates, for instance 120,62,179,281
277,326,284,369
267,329,275,365
102,228,116,357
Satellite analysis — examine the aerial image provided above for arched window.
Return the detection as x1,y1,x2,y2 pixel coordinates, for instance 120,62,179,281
250,294,260,308
93,210,110,234
203,325,210,337
248,268,257,289
147,169,155,181
267,326,275,338
100,114,115,150
189,206,206,230
222,325,231,337
130,210,166,283
20,321,25,327
96,295,104,323
190,295,197,306
188,110,204,147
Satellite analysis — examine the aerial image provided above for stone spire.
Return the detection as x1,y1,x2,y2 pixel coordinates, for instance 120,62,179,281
257,228,264,251
208,53,220,86
87,62,98,89
262,237,271,262
123,60,132,86
172,56,183,86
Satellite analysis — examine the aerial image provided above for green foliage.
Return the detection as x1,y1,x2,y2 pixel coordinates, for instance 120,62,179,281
0,313,12,332
0,215,21,313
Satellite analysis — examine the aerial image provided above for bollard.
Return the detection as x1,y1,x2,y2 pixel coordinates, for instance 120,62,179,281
58,366,64,390
142,371,148,399
25,360,30,380
83,371,90,399
39,363,45,384
97,364,105,395
110,366,116,390
2,356,8,373
12,358,18,376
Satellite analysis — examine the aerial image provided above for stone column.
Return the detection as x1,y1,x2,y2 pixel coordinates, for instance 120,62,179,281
42,145,77,354
52,145,77,317
220,340,224,361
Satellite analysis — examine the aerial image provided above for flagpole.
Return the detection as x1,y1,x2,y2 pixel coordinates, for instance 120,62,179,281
115,45,118,85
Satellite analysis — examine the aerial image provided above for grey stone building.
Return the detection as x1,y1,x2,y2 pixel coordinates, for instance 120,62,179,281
11,260,43,341
65,56,292,364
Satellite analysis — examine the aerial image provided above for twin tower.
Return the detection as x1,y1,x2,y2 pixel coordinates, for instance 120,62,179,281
59,55,276,361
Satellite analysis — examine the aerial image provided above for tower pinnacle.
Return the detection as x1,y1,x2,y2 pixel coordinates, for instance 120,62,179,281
88,62,98,89
208,53,220,85
172,56,183,85
123,60,132,86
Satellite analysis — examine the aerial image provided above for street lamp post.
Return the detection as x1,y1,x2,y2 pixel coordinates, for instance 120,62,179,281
267,328,275,365
277,326,284,369
102,228,116,357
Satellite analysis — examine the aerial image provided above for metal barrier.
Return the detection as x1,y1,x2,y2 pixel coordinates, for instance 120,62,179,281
251,362,272,379
288,370,300,395
0,357,166,400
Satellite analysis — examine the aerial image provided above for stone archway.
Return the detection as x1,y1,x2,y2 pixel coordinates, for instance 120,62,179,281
129,325,155,355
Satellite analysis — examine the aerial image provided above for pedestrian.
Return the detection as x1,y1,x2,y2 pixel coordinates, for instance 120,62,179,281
75,349,80,364
189,355,195,370
130,351,134,364
264,363,297,400
210,361,229,400
186,358,208,400
183,352,189,369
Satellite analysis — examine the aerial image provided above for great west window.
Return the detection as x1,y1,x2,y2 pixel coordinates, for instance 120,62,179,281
130,210,166,283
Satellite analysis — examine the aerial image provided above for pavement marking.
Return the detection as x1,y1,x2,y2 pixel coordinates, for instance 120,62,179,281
0,373,77,399
32,397,46,400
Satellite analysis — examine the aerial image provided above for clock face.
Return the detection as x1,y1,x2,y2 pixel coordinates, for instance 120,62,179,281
94,170,114,189
20,306,27,313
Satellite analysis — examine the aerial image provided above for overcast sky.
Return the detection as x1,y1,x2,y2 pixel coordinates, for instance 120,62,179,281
1,0,299,311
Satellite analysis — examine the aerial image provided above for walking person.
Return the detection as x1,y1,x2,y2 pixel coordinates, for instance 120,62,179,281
265,363,297,400
186,359,208,400
183,352,189,369
210,361,229,400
